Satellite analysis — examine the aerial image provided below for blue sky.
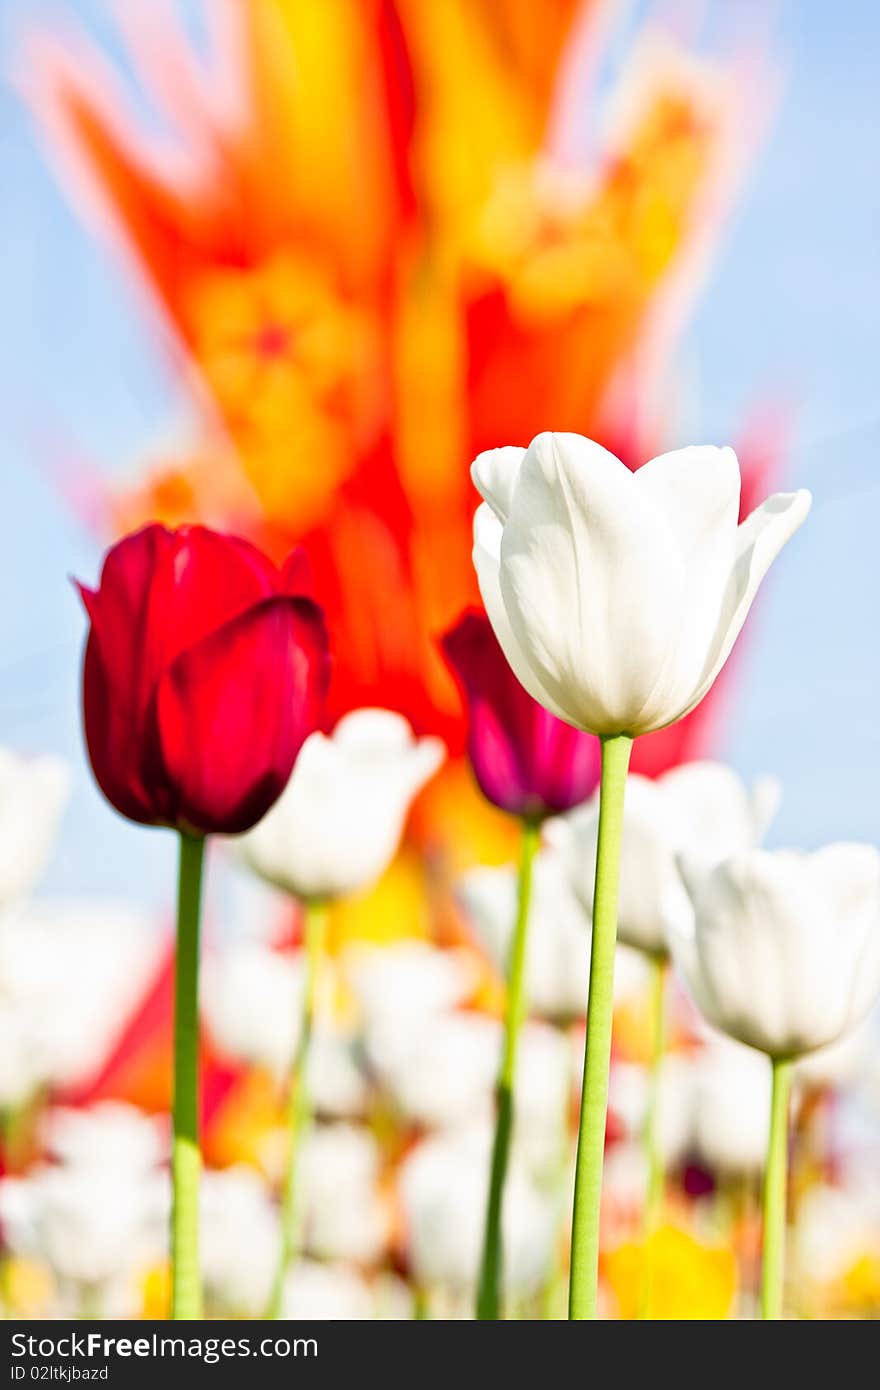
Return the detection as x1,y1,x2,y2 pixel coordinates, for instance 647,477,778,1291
0,0,877,908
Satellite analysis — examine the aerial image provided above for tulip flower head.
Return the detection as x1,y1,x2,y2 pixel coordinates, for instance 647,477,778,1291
441,609,600,818
459,849,591,1022
399,1123,554,1300
472,434,811,738
237,709,444,901
548,761,779,956
673,845,880,1058
77,524,329,835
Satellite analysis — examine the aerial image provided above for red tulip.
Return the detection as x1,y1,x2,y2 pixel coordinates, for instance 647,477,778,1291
441,610,601,820
77,524,329,835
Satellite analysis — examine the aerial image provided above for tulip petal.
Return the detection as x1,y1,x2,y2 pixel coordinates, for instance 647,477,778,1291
673,490,812,724
472,504,573,723
156,526,286,667
499,433,685,734
471,446,527,523
82,624,172,825
332,708,415,753
154,596,329,834
78,526,179,825
658,761,779,868
634,446,741,559
807,844,880,1026
627,448,740,728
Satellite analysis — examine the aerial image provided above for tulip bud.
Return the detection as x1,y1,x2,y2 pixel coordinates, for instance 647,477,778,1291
441,609,600,819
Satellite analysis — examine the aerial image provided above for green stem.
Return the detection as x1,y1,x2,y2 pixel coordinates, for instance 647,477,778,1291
171,831,206,1320
638,954,667,1319
569,733,633,1320
476,817,540,1320
761,1056,792,1320
267,897,327,1320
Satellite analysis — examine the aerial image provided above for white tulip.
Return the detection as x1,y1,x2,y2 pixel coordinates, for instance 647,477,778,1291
795,1181,880,1292
280,1260,376,1320
690,1037,772,1176
672,845,880,1058
398,1122,554,1297
548,762,778,955
204,940,304,1075
0,899,164,1095
795,1015,875,1093
200,1165,279,1317
370,1004,569,1147
0,1102,167,1298
42,1103,167,1176
458,849,590,1021
299,1124,389,1264
236,709,444,900
472,433,810,737
205,941,369,1119
377,1011,499,1129
606,1057,694,1168
0,750,69,907
345,942,476,1080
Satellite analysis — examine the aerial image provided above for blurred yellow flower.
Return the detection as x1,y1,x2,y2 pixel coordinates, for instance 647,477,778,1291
1,1256,55,1319
139,1262,171,1321
604,1224,737,1320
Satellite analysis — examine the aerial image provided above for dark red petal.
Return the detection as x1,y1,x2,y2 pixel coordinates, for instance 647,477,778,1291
77,524,177,779
153,595,329,835
441,609,536,814
81,629,170,826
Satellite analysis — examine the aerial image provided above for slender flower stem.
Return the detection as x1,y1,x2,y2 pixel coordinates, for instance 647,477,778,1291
267,897,327,1320
638,954,667,1319
171,831,206,1320
761,1056,792,1320
476,816,540,1320
569,733,633,1320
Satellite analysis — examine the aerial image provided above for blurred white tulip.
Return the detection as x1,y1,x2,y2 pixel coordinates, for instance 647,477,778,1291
0,750,69,908
280,1260,375,1320
472,433,810,736
673,846,880,1057
200,1165,279,1317
398,1122,554,1298
547,762,778,956
204,939,370,1118
0,1102,167,1307
606,1057,694,1168
795,1181,880,1292
378,1011,499,1128
458,848,590,1021
795,1015,876,1093
299,1124,389,1264
204,939,303,1076
608,1040,773,1178
41,1102,167,1177
368,1001,569,1153
689,1037,772,1176
236,710,444,900
0,900,164,1098
345,942,476,1086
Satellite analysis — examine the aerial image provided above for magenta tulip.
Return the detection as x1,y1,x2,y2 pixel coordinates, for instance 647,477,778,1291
441,609,600,820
